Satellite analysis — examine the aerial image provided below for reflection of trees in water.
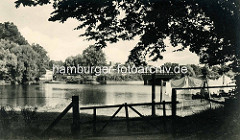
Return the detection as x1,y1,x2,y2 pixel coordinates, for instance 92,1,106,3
65,86,107,105
115,92,133,98
113,92,133,104
2,85,46,108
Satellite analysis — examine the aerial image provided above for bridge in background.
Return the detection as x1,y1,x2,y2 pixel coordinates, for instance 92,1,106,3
142,73,176,85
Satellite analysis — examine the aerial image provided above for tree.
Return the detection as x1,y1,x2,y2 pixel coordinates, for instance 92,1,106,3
32,44,50,79
14,0,240,94
0,40,18,82
73,54,85,66
0,48,9,80
49,60,64,68
64,54,85,67
190,64,202,77
14,0,240,64
0,22,28,45
0,22,50,84
209,65,221,80
0,47,17,81
81,45,106,76
82,45,106,67
62,47,106,76
11,45,39,83
64,56,75,67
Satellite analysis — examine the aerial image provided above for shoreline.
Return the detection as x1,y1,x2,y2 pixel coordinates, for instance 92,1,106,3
0,80,144,86
0,106,239,139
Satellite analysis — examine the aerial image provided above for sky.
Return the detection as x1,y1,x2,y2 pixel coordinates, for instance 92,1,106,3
0,0,200,65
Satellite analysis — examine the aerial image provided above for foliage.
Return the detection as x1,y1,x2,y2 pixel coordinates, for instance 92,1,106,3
49,60,64,68
13,0,240,94
105,73,143,81
64,55,85,67
0,22,28,45
0,45,17,81
21,107,37,128
190,64,202,76
14,0,240,66
32,44,50,79
163,63,229,80
0,22,50,84
10,45,39,83
64,45,106,68
0,107,10,131
82,45,107,66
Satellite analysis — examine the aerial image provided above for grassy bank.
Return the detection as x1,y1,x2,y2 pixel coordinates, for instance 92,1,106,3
0,104,239,140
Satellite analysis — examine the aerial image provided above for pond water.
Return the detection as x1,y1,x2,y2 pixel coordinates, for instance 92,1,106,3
0,81,224,117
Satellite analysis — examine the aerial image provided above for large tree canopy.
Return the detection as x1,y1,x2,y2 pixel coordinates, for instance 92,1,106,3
0,22,28,45
14,0,240,66
82,45,107,67
0,22,50,84
14,0,240,93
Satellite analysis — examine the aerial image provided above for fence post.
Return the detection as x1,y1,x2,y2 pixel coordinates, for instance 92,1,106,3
162,100,167,133
93,108,97,134
152,73,156,116
124,103,130,133
163,101,166,117
72,96,80,136
171,89,176,117
42,102,73,136
171,89,176,137
160,79,163,102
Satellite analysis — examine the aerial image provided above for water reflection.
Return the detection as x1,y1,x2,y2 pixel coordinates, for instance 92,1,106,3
0,82,229,117
64,87,107,105
0,85,46,108
0,83,156,112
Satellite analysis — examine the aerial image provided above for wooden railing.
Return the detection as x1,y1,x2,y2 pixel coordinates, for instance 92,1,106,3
42,91,178,136
80,101,176,135
42,85,236,136
42,96,80,136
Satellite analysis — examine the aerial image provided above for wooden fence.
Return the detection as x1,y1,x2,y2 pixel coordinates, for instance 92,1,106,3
42,91,178,136
80,100,175,135
42,85,235,136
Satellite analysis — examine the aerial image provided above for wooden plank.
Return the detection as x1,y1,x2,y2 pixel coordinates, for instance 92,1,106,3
171,89,176,117
42,102,73,136
98,105,123,133
163,101,166,117
81,104,123,110
160,79,163,102
174,85,236,90
129,102,175,106
124,103,130,133
93,108,97,134
162,101,167,133
142,73,176,81
80,102,174,110
171,89,177,137
152,73,156,116
72,96,80,136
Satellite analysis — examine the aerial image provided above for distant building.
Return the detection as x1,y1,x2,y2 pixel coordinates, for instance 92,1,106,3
39,69,53,81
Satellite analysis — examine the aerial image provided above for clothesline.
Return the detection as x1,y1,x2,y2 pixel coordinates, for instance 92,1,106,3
165,75,234,96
